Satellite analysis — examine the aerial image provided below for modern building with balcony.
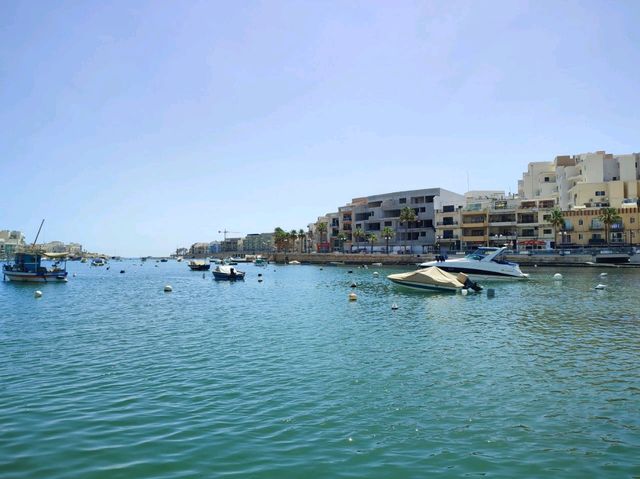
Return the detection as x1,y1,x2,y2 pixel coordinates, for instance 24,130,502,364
329,188,465,254
519,150,640,210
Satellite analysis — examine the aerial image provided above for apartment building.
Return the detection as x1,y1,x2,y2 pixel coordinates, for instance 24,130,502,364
520,151,640,210
435,192,558,252
557,206,639,247
322,188,465,254
243,233,274,253
0,230,25,259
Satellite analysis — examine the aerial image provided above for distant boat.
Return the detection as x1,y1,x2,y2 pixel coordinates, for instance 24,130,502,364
160,258,168,262
288,260,301,265
188,260,210,271
254,257,267,266
176,256,183,262
3,250,69,282
91,258,107,266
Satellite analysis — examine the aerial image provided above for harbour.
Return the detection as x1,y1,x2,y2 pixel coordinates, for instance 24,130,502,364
1,260,638,478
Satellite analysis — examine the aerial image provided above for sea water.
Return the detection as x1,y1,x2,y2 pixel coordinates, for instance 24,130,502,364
1,260,639,478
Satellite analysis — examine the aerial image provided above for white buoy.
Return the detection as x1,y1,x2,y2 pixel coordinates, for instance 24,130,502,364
553,273,563,280
373,271,379,277
34,290,43,298
461,289,468,296
391,303,398,310
348,292,357,301
595,284,607,290
164,285,173,292
600,272,608,277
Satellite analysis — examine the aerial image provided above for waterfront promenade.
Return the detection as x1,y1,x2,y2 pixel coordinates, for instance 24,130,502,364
256,251,640,267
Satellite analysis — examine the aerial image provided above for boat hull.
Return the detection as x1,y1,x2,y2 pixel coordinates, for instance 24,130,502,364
388,278,459,292
188,264,210,271
213,272,245,280
3,271,68,282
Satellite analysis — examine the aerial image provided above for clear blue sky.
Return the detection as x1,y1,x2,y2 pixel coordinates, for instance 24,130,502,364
2,0,639,256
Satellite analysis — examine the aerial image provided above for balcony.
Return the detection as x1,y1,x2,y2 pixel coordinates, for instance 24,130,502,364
436,220,459,226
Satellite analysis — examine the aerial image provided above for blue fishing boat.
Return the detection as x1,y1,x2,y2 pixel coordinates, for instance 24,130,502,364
2,219,69,283
3,251,68,282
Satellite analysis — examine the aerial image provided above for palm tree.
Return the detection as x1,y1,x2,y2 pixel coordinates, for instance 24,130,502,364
381,227,394,255
599,207,622,246
368,233,378,254
274,227,287,253
399,207,417,254
298,229,305,254
316,222,328,252
353,228,366,252
289,229,298,253
337,233,347,253
549,207,564,250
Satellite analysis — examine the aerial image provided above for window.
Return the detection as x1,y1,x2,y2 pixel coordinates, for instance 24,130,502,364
543,229,552,235
420,231,426,236
443,205,455,213
420,207,426,213
631,217,636,224
595,191,606,196
578,234,583,240
399,198,406,204
578,219,583,225
544,177,550,182
384,221,392,226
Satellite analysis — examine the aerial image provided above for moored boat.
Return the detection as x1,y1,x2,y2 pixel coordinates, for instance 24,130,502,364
3,251,68,282
188,260,210,271
212,265,245,280
418,247,528,280
387,267,482,293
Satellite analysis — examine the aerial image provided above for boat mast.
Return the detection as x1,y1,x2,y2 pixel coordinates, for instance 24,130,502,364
32,219,45,247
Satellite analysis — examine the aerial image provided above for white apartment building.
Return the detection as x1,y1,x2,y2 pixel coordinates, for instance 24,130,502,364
520,151,640,210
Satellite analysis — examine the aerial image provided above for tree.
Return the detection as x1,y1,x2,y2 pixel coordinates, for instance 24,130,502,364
289,230,298,253
298,229,305,254
381,227,394,255
368,233,378,254
599,207,622,246
549,207,564,250
353,228,366,252
274,227,287,253
316,222,328,251
399,207,417,254
337,233,347,253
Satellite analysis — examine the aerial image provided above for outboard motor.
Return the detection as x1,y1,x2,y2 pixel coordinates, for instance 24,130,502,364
464,278,483,292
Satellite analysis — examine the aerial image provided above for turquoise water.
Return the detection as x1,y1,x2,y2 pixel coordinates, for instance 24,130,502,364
1,260,639,478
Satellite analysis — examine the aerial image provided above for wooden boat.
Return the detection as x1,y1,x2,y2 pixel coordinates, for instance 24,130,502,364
2,219,69,282
188,260,210,271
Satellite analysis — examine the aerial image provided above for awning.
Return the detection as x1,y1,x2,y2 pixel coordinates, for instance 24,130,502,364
42,252,69,258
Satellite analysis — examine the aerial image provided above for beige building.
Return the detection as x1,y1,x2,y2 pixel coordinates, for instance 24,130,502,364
520,150,640,210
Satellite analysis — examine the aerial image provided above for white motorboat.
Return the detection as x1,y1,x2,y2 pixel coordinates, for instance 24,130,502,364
212,264,245,280
387,267,482,293
418,247,528,280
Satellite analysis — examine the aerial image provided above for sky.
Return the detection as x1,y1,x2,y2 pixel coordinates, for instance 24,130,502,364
2,0,640,256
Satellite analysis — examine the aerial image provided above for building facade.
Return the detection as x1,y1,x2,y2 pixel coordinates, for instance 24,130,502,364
319,188,466,254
